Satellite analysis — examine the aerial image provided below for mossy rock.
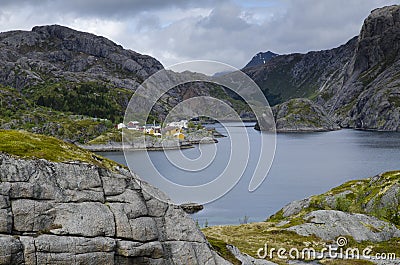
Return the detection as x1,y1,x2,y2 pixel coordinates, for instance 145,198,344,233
270,98,340,132
0,130,123,171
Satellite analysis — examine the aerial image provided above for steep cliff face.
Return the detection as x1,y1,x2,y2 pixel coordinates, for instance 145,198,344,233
323,5,400,131
248,5,400,131
0,131,230,265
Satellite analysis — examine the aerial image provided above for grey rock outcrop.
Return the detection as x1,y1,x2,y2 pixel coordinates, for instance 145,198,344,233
180,203,204,214
271,98,340,132
287,210,400,242
0,153,229,264
281,197,311,218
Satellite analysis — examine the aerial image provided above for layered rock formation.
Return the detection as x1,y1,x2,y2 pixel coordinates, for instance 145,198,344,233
204,170,400,264
287,210,400,242
0,149,229,264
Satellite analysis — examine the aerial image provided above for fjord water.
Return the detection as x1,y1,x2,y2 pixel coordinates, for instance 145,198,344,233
98,123,400,226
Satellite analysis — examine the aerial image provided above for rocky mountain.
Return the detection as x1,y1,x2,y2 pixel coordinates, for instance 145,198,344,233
0,25,163,90
246,5,400,131
0,25,164,139
320,5,400,131
243,51,278,68
243,37,357,106
273,170,400,245
0,25,249,142
0,130,230,265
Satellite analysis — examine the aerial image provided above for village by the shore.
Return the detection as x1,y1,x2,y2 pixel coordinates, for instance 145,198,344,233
116,119,190,140
80,119,224,152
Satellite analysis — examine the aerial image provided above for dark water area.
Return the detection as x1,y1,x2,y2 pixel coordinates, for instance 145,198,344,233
98,123,400,226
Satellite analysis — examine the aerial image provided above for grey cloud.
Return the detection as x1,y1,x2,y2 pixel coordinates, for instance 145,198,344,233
136,14,161,32
1,0,399,69
126,0,399,68
198,4,251,31
266,0,397,53
1,0,224,18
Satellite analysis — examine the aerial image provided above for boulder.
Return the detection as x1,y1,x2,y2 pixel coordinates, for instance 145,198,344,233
282,198,311,217
287,210,400,242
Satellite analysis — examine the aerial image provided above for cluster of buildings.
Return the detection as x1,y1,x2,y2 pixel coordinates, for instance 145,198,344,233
116,120,189,140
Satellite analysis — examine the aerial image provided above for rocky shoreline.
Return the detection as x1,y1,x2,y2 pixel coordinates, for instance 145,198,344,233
78,136,218,152
77,141,194,152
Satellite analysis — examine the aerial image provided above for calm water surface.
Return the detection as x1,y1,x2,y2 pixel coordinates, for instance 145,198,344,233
98,123,400,226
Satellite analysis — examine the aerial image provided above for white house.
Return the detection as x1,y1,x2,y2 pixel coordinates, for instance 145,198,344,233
127,121,140,130
167,120,188,129
117,123,126,130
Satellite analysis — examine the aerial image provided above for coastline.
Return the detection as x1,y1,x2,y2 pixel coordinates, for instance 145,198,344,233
78,138,218,152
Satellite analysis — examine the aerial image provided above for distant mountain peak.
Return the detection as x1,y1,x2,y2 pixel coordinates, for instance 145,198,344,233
244,51,278,68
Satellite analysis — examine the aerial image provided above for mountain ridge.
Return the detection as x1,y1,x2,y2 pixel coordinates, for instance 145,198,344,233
0,24,164,90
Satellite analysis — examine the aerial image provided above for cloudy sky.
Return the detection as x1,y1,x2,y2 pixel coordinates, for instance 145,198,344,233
0,0,398,69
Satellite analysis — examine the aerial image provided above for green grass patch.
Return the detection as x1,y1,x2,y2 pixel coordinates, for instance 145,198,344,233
87,129,123,144
203,222,324,264
207,237,241,265
0,130,123,171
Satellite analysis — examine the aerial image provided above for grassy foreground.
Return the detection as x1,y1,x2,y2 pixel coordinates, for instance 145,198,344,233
203,171,400,265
